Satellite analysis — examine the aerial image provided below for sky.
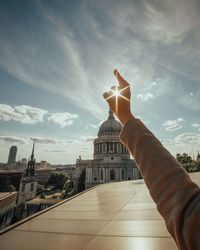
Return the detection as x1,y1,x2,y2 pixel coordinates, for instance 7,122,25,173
0,0,200,164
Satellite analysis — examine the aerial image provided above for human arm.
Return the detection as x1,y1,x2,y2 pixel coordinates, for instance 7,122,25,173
103,70,200,250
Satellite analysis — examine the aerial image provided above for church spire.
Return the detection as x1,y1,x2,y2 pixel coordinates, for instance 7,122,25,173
24,139,36,177
31,139,35,161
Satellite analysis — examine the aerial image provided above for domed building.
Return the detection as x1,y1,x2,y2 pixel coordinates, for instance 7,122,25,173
76,110,141,189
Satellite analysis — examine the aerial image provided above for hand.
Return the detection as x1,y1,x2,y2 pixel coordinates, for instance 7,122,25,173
103,69,134,125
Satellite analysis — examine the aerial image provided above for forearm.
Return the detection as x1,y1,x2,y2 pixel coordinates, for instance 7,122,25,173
120,117,200,250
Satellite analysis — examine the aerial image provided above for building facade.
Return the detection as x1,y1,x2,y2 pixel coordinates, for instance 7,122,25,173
17,141,37,205
76,110,140,190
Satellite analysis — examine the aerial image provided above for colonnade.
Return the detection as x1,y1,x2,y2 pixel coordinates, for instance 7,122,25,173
94,142,128,154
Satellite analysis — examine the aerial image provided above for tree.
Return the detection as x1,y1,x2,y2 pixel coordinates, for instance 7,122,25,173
40,193,46,199
77,169,86,193
176,153,197,173
63,179,75,198
36,184,44,194
47,173,68,190
8,185,16,192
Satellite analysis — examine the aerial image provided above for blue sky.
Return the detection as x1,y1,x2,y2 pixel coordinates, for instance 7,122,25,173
0,0,200,164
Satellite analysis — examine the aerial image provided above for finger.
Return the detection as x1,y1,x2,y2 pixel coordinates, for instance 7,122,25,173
103,91,112,100
111,86,118,91
114,69,129,87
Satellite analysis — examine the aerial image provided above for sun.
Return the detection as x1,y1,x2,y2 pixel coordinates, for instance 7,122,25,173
111,86,121,97
106,85,130,102
105,85,130,115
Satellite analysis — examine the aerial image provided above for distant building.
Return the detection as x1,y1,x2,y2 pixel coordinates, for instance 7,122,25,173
7,146,17,164
17,141,37,205
0,170,22,192
76,110,140,190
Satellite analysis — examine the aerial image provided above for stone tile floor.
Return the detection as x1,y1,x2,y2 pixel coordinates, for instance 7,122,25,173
1,173,200,250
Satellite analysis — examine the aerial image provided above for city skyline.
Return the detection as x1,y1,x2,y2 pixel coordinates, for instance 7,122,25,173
0,0,200,164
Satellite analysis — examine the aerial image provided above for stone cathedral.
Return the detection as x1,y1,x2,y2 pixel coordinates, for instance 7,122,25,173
76,110,140,189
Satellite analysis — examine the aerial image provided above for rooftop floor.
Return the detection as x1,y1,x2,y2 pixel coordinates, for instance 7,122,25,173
1,172,200,250
0,192,18,201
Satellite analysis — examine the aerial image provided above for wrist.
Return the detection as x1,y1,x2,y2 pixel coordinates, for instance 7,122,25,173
120,112,134,126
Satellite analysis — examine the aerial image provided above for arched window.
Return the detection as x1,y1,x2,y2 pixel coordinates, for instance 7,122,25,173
101,169,103,180
122,169,125,180
30,182,34,191
110,169,115,181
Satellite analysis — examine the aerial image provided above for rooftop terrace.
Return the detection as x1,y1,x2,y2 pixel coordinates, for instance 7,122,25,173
1,172,200,250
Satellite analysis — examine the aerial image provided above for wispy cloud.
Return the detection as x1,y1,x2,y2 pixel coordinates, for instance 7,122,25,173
47,112,78,128
43,149,68,153
30,137,59,144
86,123,99,130
30,137,78,145
0,136,28,144
175,133,200,145
137,92,154,101
163,118,183,131
80,135,96,141
160,138,174,146
192,123,200,128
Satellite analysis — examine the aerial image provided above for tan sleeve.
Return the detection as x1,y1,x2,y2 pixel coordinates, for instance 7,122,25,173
120,118,200,250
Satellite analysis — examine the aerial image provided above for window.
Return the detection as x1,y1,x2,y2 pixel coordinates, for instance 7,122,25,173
101,169,103,180
30,182,34,191
22,183,25,192
110,169,115,181
122,169,125,180
94,177,97,181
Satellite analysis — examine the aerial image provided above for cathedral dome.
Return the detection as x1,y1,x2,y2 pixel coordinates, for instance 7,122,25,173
98,110,122,136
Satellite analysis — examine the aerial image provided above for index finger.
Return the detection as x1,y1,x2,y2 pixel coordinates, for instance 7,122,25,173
114,69,129,87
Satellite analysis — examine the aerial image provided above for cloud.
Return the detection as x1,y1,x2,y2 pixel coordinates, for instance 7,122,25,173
15,105,48,123
30,137,78,145
86,124,99,129
0,104,47,124
160,138,174,145
175,133,200,144
0,136,28,144
30,137,59,144
163,118,183,131
0,103,78,128
0,135,79,146
43,149,68,153
80,135,96,141
192,123,200,128
137,92,154,101
47,112,78,128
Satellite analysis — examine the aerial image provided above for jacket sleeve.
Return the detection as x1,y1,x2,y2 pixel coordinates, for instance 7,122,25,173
120,117,200,250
